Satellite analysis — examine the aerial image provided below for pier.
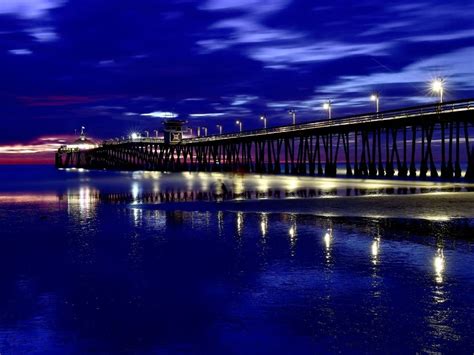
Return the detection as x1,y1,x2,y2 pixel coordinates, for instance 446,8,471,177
56,99,474,180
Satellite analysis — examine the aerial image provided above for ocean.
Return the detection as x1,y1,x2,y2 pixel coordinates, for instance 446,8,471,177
0,165,473,353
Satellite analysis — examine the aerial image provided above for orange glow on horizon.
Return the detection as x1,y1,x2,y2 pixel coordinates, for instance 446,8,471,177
0,134,96,165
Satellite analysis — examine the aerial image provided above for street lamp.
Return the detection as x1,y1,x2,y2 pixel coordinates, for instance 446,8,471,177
153,129,159,138
236,120,242,132
216,124,223,135
144,130,149,138
431,78,444,103
288,109,296,125
260,115,267,129
370,93,380,113
202,126,208,136
323,100,332,120
130,132,139,140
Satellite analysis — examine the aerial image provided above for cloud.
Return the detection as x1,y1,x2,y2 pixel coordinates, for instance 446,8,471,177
199,0,298,53
316,47,474,107
405,29,474,43
249,41,390,65
229,95,259,106
0,135,78,164
28,27,58,42
202,17,302,49
199,0,392,70
360,21,414,37
0,0,63,19
0,136,67,154
201,0,290,15
189,113,225,117
9,49,32,55
140,111,178,118
362,1,474,41
326,47,474,90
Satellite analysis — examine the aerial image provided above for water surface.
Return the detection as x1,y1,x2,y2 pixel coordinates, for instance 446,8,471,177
0,165,473,353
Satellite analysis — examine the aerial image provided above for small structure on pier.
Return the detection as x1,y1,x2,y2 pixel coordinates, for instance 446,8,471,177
63,126,97,151
163,119,187,145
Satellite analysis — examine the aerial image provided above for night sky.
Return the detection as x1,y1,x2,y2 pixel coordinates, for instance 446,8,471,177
0,0,473,163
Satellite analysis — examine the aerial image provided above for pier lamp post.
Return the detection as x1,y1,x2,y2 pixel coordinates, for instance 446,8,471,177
236,120,242,132
216,124,223,135
144,130,149,138
260,115,267,129
288,109,296,125
197,126,201,137
431,78,444,103
202,126,208,136
370,93,380,113
130,132,139,141
323,101,332,120
153,130,159,138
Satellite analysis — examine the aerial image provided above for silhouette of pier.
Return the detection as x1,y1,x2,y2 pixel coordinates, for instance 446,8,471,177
56,99,474,180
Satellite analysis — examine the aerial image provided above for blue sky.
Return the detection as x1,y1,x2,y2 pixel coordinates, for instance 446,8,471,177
0,0,473,159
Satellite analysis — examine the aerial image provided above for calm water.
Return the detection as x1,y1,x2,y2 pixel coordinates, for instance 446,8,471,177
0,165,473,353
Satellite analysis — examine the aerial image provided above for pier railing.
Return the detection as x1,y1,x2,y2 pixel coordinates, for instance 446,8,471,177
183,98,474,143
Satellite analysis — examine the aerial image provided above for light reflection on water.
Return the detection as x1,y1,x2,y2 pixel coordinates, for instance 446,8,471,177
259,212,268,238
236,211,244,237
323,228,333,264
434,248,446,284
371,235,381,266
288,215,297,257
0,167,473,353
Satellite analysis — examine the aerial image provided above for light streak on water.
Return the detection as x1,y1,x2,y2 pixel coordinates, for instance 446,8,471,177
434,248,446,284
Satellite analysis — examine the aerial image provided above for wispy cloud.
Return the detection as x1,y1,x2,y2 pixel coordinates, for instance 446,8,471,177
201,0,290,15
0,136,68,154
0,135,77,164
404,29,474,42
250,41,390,65
0,0,63,19
205,17,302,47
9,49,32,55
360,21,414,36
189,113,225,117
318,47,474,105
140,111,178,118
199,0,298,53
28,27,58,42
229,95,259,106
362,1,474,41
